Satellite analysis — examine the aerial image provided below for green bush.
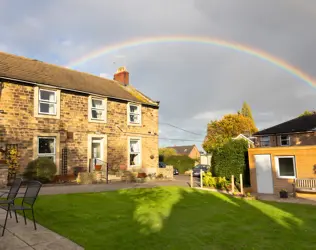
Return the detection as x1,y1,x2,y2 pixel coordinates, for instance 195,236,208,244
202,172,228,189
163,155,195,174
23,158,57,183
211,139,250,184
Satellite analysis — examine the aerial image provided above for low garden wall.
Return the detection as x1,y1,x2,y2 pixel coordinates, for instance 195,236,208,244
0,164,8,187
157,165,174,179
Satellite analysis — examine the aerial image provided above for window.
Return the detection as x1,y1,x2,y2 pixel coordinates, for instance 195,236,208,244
275,156,296,178
39,89,57,115
129,138,141,166
280,135,290,146
91,98,105,120
260,136,270,147
38,137,56,162
128,103,141,125
88,97,107,122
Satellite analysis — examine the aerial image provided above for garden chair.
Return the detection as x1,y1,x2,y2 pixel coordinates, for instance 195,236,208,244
0,180,42,236
0,178,23,220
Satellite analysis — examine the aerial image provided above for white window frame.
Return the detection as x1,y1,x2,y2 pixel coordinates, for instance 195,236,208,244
37,137,56,162
275,156,296,179
91,98,105,121
127,103,142,125
128,137,142,167
279,135,290,146
88,96,107,123
38,89,57,115
260,136,270,147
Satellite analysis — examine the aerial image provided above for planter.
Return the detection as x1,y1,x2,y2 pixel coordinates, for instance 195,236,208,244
279,191,288,198
95,165,102,171
137,172,147,178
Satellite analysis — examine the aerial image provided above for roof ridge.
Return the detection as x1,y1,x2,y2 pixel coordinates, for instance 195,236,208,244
0,50,121,85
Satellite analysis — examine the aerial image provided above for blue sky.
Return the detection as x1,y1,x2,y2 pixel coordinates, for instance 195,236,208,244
1,0,316,150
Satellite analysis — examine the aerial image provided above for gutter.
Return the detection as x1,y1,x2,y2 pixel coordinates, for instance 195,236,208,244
254,131,315,136
0,76,160,108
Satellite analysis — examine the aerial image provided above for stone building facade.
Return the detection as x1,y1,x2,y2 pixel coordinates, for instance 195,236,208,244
0,53,159,175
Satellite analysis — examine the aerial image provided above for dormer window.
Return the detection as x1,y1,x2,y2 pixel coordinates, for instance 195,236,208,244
39,89,57,115
128,103,141,125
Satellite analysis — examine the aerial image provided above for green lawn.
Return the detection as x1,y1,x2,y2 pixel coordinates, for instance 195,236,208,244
29,187,316,250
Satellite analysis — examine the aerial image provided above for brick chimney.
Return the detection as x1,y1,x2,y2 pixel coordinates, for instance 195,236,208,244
113,67,129,86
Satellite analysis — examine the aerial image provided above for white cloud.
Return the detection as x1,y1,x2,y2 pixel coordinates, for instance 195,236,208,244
193,110,236,121
61,40,72,47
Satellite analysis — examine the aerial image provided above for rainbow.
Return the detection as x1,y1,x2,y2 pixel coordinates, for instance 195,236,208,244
65,35,316,88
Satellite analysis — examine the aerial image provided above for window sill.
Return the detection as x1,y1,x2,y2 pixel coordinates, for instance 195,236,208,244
35,114,60,119
277,176,296,179
88,119,107,124
129,165,141,169
128,123,142,127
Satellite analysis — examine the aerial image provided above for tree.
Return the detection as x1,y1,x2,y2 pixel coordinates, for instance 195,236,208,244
240,101,254,124
158,148,177,161
299,110,316,117
203,114,257,153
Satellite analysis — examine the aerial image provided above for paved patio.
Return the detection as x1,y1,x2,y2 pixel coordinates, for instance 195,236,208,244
0,210,83,250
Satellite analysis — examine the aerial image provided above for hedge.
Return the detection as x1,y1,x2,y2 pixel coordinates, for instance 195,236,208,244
162,155,196,174
211,139,250,185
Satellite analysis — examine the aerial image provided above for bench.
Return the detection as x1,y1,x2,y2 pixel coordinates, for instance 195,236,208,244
294,178,316,193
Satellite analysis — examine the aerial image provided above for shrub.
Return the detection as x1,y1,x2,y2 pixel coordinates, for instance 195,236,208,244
23,158,57,183
211,139,250,184
163,155,195,174
203,172,216,187
202,172,228,189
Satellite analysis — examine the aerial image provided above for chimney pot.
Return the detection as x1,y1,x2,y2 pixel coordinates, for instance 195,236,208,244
113,66,129,86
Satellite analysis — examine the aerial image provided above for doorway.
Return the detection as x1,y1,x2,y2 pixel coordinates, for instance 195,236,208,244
254,154,274,194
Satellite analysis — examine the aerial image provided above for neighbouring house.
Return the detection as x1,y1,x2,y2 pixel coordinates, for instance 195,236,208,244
252,114,316,147
167,145,200,160
248,114,316,195
200,153,212,166
232,134,255,148
0,52,159,176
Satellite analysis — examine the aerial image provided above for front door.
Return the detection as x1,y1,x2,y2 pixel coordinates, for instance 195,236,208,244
255,154,274,194
91,138,104,171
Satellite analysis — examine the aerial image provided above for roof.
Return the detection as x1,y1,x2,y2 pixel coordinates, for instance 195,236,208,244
167,145,196,155
233,134,255,144
0,51,158,106
254,114,316,136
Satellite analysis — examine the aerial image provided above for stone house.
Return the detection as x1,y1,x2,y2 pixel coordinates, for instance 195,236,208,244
0,52,159,176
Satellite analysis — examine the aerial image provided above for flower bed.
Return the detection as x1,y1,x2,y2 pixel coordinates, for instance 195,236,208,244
232,192,256,200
